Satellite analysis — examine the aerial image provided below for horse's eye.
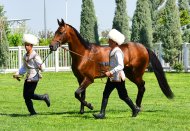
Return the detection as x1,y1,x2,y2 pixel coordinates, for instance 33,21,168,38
59,32,63,35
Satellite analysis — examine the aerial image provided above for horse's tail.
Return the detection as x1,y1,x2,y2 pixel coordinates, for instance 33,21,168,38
147,48,174,99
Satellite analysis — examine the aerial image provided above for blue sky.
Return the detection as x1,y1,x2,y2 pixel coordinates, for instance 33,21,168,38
0,0,137,34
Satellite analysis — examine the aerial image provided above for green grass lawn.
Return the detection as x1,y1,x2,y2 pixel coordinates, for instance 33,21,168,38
0,72,190,131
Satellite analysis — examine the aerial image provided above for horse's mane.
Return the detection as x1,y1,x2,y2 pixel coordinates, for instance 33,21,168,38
67,24,92,49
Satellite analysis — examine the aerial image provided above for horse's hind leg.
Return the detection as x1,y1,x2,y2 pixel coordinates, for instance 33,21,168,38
124,68,145,110
136,79,145,109
80,90,86,114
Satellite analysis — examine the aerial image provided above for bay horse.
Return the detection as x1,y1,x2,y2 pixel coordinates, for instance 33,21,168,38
49,19,174,114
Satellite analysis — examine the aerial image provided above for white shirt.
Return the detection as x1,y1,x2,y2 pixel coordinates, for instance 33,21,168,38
109,47,126,82
16,50,45,82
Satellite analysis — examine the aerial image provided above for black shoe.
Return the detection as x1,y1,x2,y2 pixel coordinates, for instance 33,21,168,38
30,112,37,116
132,107,140,117
44,94,50,107
93,113,105,119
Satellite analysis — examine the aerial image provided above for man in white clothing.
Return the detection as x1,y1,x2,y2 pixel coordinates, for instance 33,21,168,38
93,29,140,119
13,34,50,116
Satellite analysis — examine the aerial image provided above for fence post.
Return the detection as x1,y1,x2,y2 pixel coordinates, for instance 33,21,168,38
158,42,164,66
55,49,59,72
183,43,189,72
18,46,22,69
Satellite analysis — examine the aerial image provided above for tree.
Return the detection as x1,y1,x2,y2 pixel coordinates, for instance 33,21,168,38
99,29,109,45
80,0,99,44
178,0,190,43
131,0,153,48
7,23,27,47
161,0,182,66
7,33,23,46
0,5,9,68
112,0,130,41
38,30,54,46
148,0,165,43
178,0,190,26
182,29,190,43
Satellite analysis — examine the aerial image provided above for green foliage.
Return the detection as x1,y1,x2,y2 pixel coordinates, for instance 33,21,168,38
80,0,99,44
7,33,23,46
178,0,190,43
39,38,51,46
38,30,54,46
131,0,153,48
178,0,190,27
100,29,109,45
161,0,182,66
180,10,190,26
101,29,109,38
112,0,130,41
182,29,190,43
0,72,190,130
148,0,165,43
0,37,9,67
173,62,183,72
0,5,9,67
99,37,108,45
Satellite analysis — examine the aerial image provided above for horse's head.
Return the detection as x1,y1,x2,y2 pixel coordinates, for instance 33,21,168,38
49,19,69,51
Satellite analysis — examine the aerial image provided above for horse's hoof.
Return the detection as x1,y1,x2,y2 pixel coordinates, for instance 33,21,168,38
93,113,105,119
87,103,93,110
79,111,84,114
136,106,141,111
132,107,140,117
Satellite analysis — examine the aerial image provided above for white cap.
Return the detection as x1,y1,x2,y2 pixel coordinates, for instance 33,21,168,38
23,34,39,45
108,29,125,45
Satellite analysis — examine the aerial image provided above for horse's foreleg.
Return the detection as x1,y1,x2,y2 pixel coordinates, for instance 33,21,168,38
75,78,93,112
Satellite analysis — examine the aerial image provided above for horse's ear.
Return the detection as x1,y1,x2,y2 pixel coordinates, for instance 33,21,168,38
57,19,61,26
61,19,65,25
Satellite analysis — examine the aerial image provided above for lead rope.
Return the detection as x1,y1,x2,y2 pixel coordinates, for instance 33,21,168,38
41,51,53,65
14,51,52,81
61,46,94,61
61,46,107,84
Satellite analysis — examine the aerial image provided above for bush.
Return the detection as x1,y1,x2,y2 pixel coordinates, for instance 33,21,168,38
7,33,23,46
173,62,183,72
39,38,51,46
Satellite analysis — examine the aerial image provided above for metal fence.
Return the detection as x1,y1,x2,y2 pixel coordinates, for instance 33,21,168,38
1,43,190,73
153,43,190,72
0,45,71,73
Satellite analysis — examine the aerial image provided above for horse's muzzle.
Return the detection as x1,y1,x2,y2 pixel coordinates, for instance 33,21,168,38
49,42,59,51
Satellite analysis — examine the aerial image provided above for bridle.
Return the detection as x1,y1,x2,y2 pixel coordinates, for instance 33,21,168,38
51,25,109,82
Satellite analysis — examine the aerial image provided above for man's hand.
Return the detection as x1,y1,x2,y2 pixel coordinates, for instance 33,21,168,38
105,71,113,77
38,65,42,70
13,73,21,81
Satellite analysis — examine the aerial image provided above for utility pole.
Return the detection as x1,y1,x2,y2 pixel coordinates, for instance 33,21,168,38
44,0,47,39
65,0,68,23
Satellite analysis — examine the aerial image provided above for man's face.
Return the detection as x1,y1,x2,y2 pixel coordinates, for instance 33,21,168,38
108,39,116,49
24,43,33,53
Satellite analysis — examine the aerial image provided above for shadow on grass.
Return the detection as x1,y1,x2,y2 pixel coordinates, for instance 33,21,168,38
0,110,98,118
0,109,166,118
0,113,29,117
